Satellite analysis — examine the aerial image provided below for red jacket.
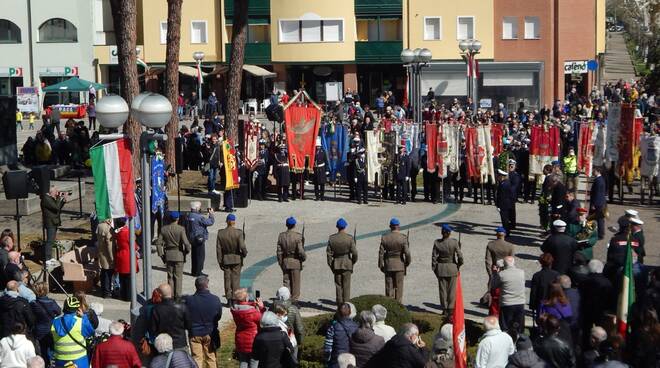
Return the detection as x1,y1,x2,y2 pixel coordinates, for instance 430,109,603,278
92,335,141,368
231,302,264,354
114,227,138,274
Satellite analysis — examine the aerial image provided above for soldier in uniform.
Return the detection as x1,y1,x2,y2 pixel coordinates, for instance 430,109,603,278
277,216,306,301
495,169,514,236
313,138,328,201
347,136,361,200
395,146,410,205
252,139,269,200
216,213,247,303
354,148,368,204
485,226,514,278
431,224,464,315
274,142,290,202
155,211,191,298
378,218,411,303
326,218,358,304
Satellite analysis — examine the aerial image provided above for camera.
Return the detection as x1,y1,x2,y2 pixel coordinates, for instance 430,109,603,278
59,191,73,196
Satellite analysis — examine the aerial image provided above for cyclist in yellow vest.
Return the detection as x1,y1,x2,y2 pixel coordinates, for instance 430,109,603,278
563,147,578,191
51,296,95,368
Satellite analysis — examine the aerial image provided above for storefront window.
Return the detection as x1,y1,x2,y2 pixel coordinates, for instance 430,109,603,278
479,71,540,110
0,19,21,43
39,18,78,43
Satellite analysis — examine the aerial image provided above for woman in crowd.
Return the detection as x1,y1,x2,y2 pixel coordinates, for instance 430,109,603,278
250,311,295,368
114,218,138,302
73,291,99,330
149,333,196,368
0,322,36,367
349,311,384,368
231,288,266,368
31,282,61,361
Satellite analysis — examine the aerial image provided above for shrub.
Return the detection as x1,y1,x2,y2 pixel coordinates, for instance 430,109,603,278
299,335,326,365
349,294,412,332
303,313,333,337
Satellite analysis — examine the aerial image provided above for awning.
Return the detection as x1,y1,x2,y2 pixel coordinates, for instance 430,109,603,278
145,66,207,77
242,64,276,78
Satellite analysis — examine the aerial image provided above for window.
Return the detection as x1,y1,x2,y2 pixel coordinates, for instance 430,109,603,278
248,24,270,43
502,16,518,39
424,17,441,40
279,19,344,43
38,18,77,42
0,19,21,43
457,16,474,40
524,16,540,39
361,18,400,41
160,21,167,44
191,20,207,43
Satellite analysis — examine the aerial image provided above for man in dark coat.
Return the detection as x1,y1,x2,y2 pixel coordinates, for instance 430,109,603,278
507,159,522,229
150,283,191,350
274,143,290,202
529,253,560,315
252,139,269,200
313,140,328,201
578,259,615,347
534,315,576,368
395,146,410,205
251,311,295,367
183,276,222,368
366,323,428,368
589,166,607,239
0,281,35,338
540,220,577,274
354,148,368,204
495,169,514,236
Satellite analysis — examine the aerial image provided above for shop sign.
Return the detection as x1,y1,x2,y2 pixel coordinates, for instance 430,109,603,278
0,67,23,77
109,46,142,64
39,66,79,77
564,61,588,74
479,98,492,108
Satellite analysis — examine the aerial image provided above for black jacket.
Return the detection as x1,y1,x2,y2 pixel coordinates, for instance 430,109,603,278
589,176,606,208
534,335,575,368
0,293,35,338
350,328,385,368
251,326,294,368
31,296,62,339
183,289,222,337
150,299,191,349
579,273,616,324
540,233,577,274
366,334,428,368
507,349,548,368
529,268,560,311
496,179,515,210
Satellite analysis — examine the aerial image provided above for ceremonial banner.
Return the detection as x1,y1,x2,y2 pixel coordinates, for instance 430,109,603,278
490,123,505,156
285,105,322,171
321,122,349,181
90,138,136,221
618,104,636,168
465,127,481,179
605,103,621,164
478,125,495,182
365,130,382,184
453,273,467,368
616,236,635,337
593,123,607,167
444,124,461,174
639,134,659,178
578,123,595,176
222,139,240,190
529,125,560,177
243,121,261,168
426,123,438,173
436,123,449,178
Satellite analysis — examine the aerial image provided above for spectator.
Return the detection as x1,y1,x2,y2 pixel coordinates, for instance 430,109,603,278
96,218,114,299
366,323,427,368
4,251,23,287
231,288,265,368
185,202,214,277
558,275,580,341
149,334,197,368
0,281,34,339
349,311,385,368
592,338,627,368
73,291,99,330
0,322,36,368
539,283,573,325
506,334,546,368
150,284,191,350
183,276,222,368
540,220,577,275
40,186,67,262
492,256,526,333
530,253,560,314
579,260,615,346
628,306,659,368
426,327,454,368
92,321,141,368
273,304,297,356
581,327,607,368
31,282,61,361
475,316,515,368
51,296,95,368
26,356,44,368
274,286,304,350
89,303,112,336
534,315,575,368
338,353,357,368
250,311,295,368
371,304,396,343
114,218,138,301
325,303,359,368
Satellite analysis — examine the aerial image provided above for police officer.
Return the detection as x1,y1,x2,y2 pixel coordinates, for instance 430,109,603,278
277,216,306,301
431,224,463,315
395,146,410,205
155,211,191,298
216,213,247,303
495,169,514,236
253,139,269,200
508,159,522,229
274,142,290,202
326,218,358,304
378,218,411,303
563,147,578,191
313,138,329,201
354,148,368,204
485,226,514,278
185,201,215,277
347,136,361,200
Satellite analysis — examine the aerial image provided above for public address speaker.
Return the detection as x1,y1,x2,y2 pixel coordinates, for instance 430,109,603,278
29,166,51,195
2,170,29,200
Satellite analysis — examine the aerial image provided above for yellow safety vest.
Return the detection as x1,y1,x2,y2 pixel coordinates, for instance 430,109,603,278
563,155,577,174
52,316,87,362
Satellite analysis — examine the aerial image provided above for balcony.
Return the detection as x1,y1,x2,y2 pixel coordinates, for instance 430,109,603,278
355,0,402,16
225,0,270,17
355,41,403,64
225,43,271,65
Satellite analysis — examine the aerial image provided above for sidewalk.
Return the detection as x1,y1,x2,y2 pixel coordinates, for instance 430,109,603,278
602,32,637,84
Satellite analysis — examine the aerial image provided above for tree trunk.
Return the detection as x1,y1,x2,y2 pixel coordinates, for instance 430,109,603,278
109,0,141,179
225,0,249,143
164,0,183,190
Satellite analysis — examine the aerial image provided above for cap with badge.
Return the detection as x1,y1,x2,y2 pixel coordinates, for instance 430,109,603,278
625,209,639,217
168,211,180,220
495,226,506,233
497,169,508,176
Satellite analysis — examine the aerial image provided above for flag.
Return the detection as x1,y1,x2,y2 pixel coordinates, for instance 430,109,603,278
403,71,409,108
490,123,504,156
529,125,560,176
426,123,438,174
453,272,467,368
243,121,261,168
605,102,621,163
365,130,382,184
222,139,240,190
196,63,204,85
285,105,322,171
616,233,636,337
478,125,495,182
321,122,349,181
578,123,595,176
90,138,136,221
465,127,481,179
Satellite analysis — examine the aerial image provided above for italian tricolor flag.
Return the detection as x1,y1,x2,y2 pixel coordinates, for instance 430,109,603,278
90,138,137,221
616,233,635,337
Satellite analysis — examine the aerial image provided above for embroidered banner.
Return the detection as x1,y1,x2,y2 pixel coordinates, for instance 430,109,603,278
285,105,322,171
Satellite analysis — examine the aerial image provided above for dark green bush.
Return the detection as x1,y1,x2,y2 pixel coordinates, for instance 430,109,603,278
349,294,412,332
300,334,326,364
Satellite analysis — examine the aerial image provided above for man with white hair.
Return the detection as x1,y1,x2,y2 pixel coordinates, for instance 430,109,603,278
541,219,578,274
579,259,615,346
491,256,525,333
92,321,141,368
26,356,45,368
367,323,427,367
151,334,197,368
185,200,214,277
274,286,304,348
371,304,396,342
475,316,514,368
337,353,356,368
582,326,607,367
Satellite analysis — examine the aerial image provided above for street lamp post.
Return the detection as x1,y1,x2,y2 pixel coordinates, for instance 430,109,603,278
400,47,432,124
96,93,172,322
193,51,205,115
459,39,482,114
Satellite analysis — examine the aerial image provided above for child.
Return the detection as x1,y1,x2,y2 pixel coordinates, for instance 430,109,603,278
28,112,36,130
15,109,23,131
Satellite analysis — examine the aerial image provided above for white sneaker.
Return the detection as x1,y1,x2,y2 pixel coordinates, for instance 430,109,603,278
212,190,221,195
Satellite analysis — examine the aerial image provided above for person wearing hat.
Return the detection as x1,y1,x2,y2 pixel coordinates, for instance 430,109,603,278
507,159,522,229
378,218,411,303
354,147,369,204
485,227,514,278
563,147,578,191
216,213,247,303
561,189,581,225
541,219,578,274
154,211,191,298
274,142,290,202
51,296,95,368
186,201,215,277
395,146,411,205
616,209,639,231
252,139,270,201
495,168,515,236
431,224,464,315
605,215,645,281
277,217,306,301
588,166,607,239
566,207,598,260
313,137,329,201
326,218,358,304
347,136,361,201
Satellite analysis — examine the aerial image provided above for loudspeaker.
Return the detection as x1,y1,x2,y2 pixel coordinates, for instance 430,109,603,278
30,166,51,195
174,137,184,174
237,120,245,152
234,183,249,208
2,170,29,199
0,97,18,166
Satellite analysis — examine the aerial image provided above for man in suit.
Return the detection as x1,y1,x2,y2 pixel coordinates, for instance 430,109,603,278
589,166,607,239
431,224,464,315
495,169,514,236
378,218,411,303
326,218,358,304
155,211,191,298
541,220,578,275
277,217,306,301
216,213,247,303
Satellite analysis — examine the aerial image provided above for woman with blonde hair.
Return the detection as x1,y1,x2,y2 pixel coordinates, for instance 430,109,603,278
31,282,61,361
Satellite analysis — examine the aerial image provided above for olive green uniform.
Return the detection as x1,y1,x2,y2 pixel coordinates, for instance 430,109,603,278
378,231,410,303
432,237,463,311
216,225,247,301
484,238,514,277
155,222,191,298
277,229,306,300
326,231,358,304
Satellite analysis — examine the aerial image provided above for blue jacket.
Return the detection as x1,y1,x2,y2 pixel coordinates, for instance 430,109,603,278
186,212,214,241
327,318,358,366
590,175,606,207
32,296,61,339
183,289,222,337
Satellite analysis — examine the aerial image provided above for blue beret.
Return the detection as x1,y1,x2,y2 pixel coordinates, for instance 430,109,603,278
441,224,453,232
495,226,506,233
168,211,180,220
336,218,348,229
226,213,236,222
390,218,400,226
286,217,296,226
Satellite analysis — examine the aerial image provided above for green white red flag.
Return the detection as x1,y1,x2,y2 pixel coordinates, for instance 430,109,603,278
616,233,636,337
90,138,136,221
453,272,467,368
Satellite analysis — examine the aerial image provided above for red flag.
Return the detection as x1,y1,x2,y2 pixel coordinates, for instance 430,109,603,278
453,272,467,368
465,127,480,179
426,122,438,173
403,71,409,108
578,123,594,176
285,105,322,171
490,123,504,156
